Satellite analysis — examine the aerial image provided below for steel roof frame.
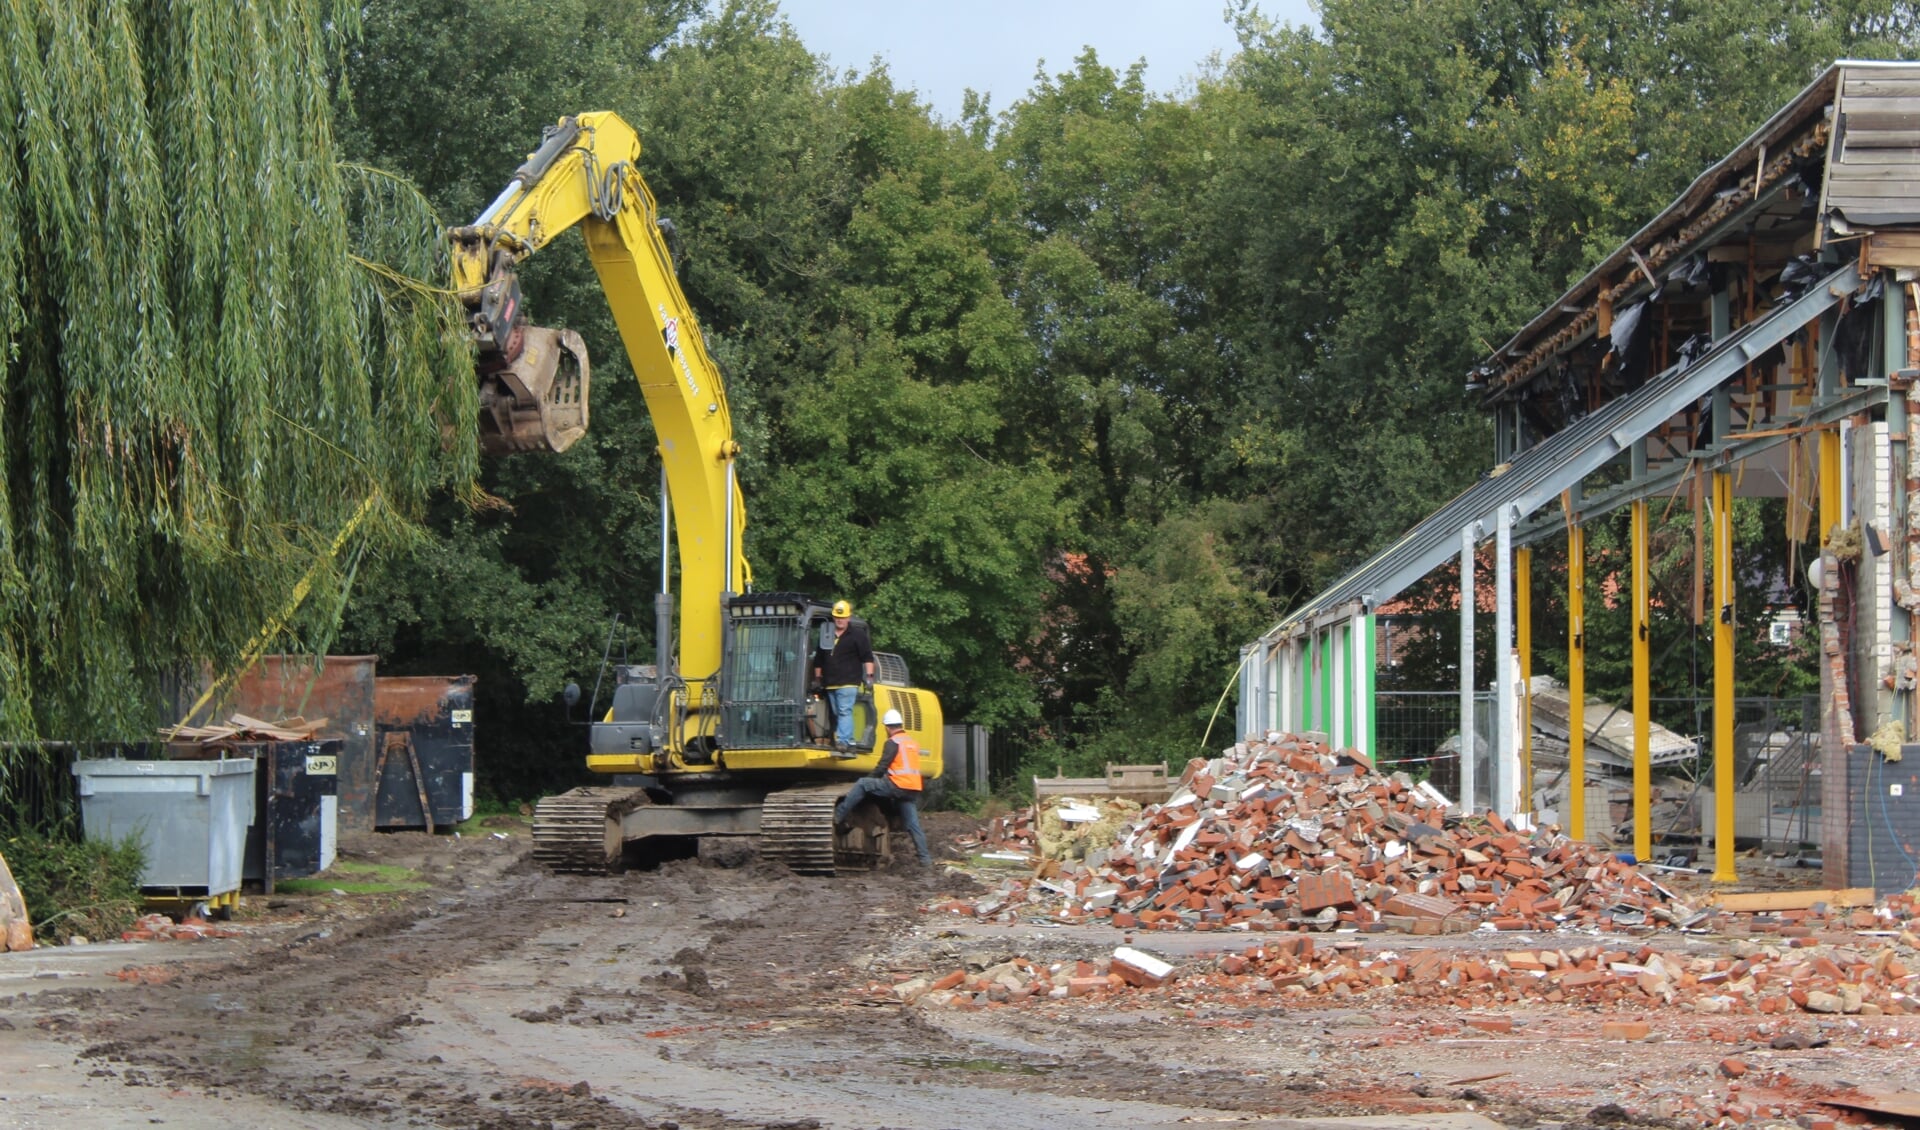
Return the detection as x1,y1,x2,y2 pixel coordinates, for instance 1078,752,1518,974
1258,261,1864,646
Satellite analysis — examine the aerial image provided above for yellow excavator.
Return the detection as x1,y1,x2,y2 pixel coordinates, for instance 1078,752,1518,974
450,113,942,875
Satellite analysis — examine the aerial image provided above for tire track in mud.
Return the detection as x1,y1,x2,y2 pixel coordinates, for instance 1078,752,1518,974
14,827,995,1130
5,826,1662,1130
20,841,809,1128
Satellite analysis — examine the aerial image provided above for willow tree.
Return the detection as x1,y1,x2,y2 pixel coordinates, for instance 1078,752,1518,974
0,1,476,742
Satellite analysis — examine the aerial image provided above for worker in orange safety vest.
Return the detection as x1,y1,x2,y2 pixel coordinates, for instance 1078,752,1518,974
832,708,931,866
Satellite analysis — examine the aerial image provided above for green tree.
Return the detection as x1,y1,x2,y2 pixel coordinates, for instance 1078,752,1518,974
751,69,1065,728
337,1,1063,798
1198,0,1920,611
0,1,473,743
335,0,714,797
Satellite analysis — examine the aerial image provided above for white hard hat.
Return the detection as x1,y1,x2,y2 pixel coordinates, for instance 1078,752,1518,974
882,708,904,727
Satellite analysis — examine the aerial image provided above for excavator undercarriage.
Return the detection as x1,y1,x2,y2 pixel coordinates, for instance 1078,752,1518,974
531,784,894,876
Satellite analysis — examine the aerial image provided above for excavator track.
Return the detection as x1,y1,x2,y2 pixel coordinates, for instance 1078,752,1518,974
759,785,889,876
532,787,649,874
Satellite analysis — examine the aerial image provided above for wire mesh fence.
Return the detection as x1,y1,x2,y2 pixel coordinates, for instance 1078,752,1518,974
1641,695,1821,848
1373,691,1495,812
0,741,160,839
1371,690,1823,848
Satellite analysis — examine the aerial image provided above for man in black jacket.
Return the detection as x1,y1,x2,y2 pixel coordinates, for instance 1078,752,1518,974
813,599,875,750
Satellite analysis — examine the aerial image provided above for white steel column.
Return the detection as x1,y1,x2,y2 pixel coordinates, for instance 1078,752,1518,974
1460,524,1478,813
1351,611,1369,753
1257,645,1272,735
1331,623,1347,747
1278,642,1295,734
1495,505,1516,819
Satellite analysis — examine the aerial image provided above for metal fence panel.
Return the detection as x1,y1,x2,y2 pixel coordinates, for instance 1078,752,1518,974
1372,691,1495,812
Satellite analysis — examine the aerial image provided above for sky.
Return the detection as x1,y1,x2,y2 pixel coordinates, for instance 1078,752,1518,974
774,1,1320,122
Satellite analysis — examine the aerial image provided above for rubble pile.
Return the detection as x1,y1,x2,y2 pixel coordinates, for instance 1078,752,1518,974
951,732,1697,933
119,912,241,942
1034,797,1141,862
882,934,1920,1018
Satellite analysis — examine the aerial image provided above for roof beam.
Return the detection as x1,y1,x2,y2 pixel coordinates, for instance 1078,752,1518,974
1259,261,1863,645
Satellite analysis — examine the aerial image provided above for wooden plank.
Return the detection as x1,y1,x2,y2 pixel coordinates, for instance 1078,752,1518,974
1830,163,1920,183
1869,231,1920,268
1833,149,1920,167
1845,99,1920,123
1845,78,1920,99
1843,128,1920,149
1827,183,1920,201
1822,1090,1920,1119
1843,70,1920,95
1706,887,1877,912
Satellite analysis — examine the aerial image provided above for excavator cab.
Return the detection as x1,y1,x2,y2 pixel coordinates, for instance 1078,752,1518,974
718,596,874,751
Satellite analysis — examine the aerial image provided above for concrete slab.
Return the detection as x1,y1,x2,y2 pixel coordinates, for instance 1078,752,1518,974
0,936,246,1001
1141,1115,1507,1130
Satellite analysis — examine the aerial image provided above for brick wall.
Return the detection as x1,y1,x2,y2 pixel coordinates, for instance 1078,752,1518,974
1822,555,1850,887
1858,422,1893,733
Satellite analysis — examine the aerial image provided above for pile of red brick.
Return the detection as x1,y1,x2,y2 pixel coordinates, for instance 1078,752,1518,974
882,933,1920,1018
949,733,1696,933
119,912,241,942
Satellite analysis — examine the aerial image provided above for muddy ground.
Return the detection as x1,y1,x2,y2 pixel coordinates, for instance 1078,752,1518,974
2,815,1917,1129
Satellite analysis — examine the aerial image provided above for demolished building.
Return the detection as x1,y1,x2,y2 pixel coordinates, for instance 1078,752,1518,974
1238,60,1920,893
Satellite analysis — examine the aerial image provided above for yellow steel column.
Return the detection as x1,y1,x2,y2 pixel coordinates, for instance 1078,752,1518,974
1712,470,1738,882
1517,547,1533,817
1568,524,1587,841
1632,499,1652,863
1819,428,1842,545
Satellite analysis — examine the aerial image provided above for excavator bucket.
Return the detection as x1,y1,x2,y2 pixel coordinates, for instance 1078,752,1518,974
477,325,591,455
0,847,32,951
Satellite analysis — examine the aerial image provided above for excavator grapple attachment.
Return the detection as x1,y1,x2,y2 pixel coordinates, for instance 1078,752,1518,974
477,325,590,455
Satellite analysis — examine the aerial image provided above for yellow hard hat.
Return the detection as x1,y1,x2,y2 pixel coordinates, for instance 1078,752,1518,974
831,600,852,618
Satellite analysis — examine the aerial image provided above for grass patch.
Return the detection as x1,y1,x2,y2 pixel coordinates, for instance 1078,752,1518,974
276,859,427,895
3,830,145,945
451,795,532,838
452,811,529,837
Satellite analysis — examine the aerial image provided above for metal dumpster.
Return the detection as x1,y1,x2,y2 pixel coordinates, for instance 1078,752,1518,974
374,676,476,831
72,758,256,903
195,654,378,834
227,739,340,891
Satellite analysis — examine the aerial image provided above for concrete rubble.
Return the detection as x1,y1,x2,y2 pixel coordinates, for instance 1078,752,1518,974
952,731,1715,934
925,730,1920,1128
884,932,1920,1017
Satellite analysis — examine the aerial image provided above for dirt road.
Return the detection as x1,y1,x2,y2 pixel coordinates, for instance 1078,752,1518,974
1,820,1914,1129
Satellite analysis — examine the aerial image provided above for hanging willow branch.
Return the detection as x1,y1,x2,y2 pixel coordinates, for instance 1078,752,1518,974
0,0,477,743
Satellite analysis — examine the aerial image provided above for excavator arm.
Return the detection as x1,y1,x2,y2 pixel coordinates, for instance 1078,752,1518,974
451,113,750,691
467,115,943,874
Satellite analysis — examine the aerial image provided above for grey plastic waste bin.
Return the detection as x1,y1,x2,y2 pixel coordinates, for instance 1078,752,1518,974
72,758,255,899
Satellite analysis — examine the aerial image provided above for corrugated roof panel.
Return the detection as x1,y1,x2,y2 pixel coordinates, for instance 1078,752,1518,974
1471,63,1849,399
1257,263,1862,646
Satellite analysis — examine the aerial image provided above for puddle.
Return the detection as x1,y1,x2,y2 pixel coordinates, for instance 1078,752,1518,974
179,992,275,1070
181,991,246,1014
208,1026,277,1071
894,1055,1053,1076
